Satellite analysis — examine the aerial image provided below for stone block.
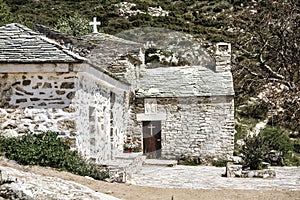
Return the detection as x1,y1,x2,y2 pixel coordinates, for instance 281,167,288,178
60,82,74,89
57,119,75,130
226,163,276,178
225,162,243,177
42,82,52,88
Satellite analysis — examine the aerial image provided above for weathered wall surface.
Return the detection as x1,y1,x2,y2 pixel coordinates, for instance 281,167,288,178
0,71,127,164
0,72,77,137
71,72,128,163
131,96,235,162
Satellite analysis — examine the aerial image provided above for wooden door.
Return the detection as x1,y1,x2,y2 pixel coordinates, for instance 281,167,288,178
143,121,162,158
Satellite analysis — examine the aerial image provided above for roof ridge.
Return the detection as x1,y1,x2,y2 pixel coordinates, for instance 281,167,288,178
9,23,40,35
39,35,86,62
81,32,141,45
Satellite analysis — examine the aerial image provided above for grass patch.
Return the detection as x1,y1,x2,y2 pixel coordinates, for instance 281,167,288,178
235,116,259,142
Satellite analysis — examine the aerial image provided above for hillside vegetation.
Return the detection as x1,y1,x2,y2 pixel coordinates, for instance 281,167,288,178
0,0,299,154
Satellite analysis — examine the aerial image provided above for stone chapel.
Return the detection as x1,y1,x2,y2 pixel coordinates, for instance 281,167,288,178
0,22,234,165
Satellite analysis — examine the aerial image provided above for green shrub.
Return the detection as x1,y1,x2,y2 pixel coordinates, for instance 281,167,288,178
294,141,300,153
241,134,269,170
241,126,299,169
0,0,13,26
261,127,293,156
54,13,90,37
145,48,160,64
284,152,300,166
0,131,108,180
212,2,231,13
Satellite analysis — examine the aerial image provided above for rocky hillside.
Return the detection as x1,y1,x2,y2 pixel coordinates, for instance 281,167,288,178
0,0,299,139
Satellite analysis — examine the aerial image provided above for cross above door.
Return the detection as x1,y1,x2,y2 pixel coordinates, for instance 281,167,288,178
147,124,156,136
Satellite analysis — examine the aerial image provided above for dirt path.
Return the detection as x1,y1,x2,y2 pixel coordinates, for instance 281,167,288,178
1,160,299,200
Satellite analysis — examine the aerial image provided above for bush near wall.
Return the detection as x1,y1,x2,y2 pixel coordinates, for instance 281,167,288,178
241,126,299,170
0,131,108,180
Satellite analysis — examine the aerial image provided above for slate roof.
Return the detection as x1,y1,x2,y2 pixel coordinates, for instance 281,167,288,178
81,32,234,97
81,33,142,67
136,66,234,98
81,33,142,83
0,23,84,63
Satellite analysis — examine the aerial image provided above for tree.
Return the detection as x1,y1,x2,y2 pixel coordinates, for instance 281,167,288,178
0,0,13,26
231,0,300,133
54,13,91,37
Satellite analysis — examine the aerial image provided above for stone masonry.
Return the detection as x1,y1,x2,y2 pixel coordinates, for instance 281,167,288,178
0,71,129,164
127,42,235,162
130,96,234,161
0,23,235,166
0,24,130,165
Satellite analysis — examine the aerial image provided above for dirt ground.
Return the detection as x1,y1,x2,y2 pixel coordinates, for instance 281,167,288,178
1,160,299,200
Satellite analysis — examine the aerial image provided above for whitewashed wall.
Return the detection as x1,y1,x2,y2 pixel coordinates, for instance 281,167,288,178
0,72,77,137
0,71,128,164
130,96,235,162
72,72,127,163
160,97,235,161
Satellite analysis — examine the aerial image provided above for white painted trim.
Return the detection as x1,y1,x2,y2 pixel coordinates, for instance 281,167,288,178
0,63,70,72
136,113,166,121
82,64,130,91
0,62,130,91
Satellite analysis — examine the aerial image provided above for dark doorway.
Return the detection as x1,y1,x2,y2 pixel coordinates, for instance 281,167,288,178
142,121,162,158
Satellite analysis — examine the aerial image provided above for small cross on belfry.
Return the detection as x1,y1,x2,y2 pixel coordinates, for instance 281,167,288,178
89,17,101,33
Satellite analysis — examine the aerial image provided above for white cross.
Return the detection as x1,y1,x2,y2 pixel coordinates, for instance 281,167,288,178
148,124,156,136
89,17,101,33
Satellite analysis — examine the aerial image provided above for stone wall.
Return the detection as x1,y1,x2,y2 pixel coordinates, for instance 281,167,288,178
0,71,128,164
71,72,128,163
130,96,235,162
0,72,77,137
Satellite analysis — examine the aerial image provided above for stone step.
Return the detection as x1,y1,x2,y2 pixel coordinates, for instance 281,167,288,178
105,160,131,169
114,152,144,160
144,159,177,167
102,152,147,183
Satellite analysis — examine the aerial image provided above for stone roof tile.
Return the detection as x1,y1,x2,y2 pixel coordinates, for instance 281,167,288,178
136,66,234,97
0,24,84,63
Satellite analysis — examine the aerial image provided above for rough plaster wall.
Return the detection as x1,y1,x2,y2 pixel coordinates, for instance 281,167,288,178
0,73,76,108
111,90,129,157
126,98,143,147
131,96,234,161
124,62,144,148
72,72,127,164
0,72,77,138
0,71,128,164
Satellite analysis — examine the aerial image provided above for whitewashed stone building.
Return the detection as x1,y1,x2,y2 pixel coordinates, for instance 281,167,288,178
0,23,234,164
0,24,130,164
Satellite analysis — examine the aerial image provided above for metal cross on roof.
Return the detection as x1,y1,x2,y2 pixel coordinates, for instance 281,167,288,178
89,17,101,33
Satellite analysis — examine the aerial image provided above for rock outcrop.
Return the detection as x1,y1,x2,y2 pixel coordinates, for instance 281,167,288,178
0,158,120,200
